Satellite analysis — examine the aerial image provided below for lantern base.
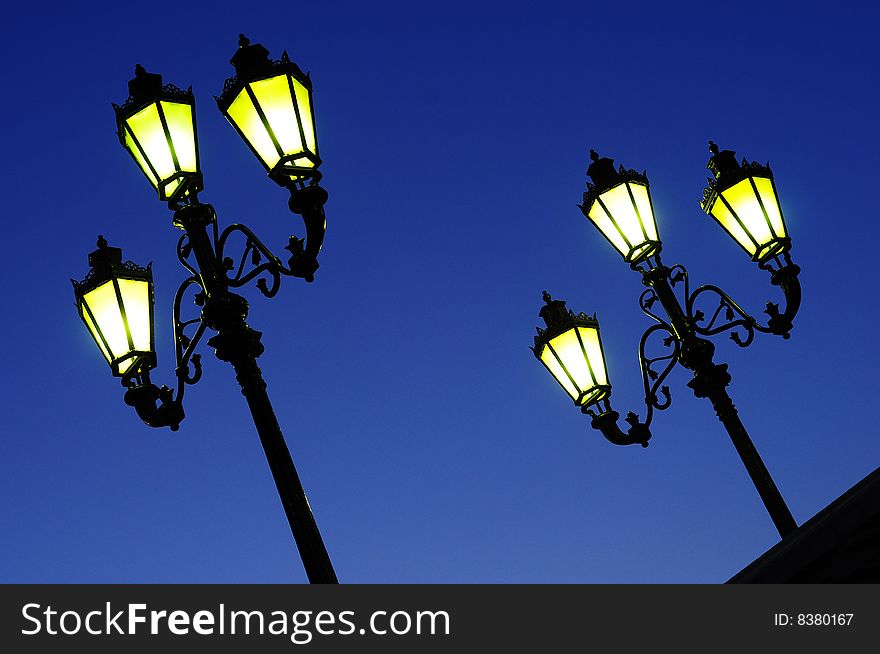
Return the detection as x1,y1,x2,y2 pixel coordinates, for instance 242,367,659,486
626,240,662,265
578,385,611,409
753,237,791,265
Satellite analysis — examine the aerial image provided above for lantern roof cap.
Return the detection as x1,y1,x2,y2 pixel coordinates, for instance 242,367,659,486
71,236,152,296
127,65,164,104
532,292,599,354
114,66,193,118
701,140,774,210
87,235,122,273
217,34,310,109
230,34,275,80
580,149,650,215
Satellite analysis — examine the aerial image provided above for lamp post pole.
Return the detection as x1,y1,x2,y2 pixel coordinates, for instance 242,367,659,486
174,203,338,583
642,265,797,538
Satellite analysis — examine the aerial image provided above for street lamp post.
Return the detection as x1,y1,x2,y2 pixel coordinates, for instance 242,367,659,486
532,143,802,539
71,36,337,583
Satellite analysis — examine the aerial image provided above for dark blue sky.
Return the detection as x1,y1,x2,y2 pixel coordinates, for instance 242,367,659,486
2,1,878,582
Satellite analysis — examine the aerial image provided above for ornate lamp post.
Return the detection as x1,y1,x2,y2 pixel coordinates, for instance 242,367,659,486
71,36,337,583
532,143,802,538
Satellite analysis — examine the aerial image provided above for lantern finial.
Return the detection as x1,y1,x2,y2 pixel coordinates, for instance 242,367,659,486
126,65,164,104
87,236,122,273
537,293,574,332
229,34,272,78
586,149,620,190
706,142,740,182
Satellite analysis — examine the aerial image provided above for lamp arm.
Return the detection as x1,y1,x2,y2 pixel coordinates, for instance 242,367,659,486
585,323,675,448
122,379,185,431
587,405,652,448
118,275,209,432
217,223,286,298
176,234,201,280
686,253,802,344
286,183,328,283
172,276,206,395
755,255,801,339
637,322,678,424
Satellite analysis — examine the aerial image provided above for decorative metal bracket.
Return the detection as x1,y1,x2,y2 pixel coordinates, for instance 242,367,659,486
587,247,801,448
583,320,678,448
586,401,652,448
682,251,802,345
118,274,209,431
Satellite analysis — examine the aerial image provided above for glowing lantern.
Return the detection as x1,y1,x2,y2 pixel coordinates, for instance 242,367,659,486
532,292,611,408
216,35,320,186
579,149,661,264
72,237,155,378
114,65,203,204
701,141,789,263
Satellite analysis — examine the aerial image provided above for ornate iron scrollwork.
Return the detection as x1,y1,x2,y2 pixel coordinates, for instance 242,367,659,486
583,248,801,449
217,223,286,298
683,251,801,345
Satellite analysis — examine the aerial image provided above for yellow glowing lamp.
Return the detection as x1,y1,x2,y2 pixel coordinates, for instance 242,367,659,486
532,292,611,408
216,35,320,186
114,65,203,205
579,150,661,264
701,141,790,263
72,237,156,378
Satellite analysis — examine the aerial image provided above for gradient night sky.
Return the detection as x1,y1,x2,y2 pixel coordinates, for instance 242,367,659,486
2,1,878,583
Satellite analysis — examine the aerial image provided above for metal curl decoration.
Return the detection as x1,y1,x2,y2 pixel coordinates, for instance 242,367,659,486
639,288,667,325
114,276,205,432
176,234,200,279
216,223,290,299
638,323,679,426
173,276,207,395
687,283,757,348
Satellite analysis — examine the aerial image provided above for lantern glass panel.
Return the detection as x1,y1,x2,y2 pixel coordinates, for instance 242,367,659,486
292,76,316,153
540,326,609,406
83,281,129,362
540,340,578,401
588,181,658,262
117,278,152,353
227,87,278,169
82,305,112,364
126,103,175,181
709,193,755,256
251,75,303,155
712,176,787,261
80,277,152,375
160,101,197,171
121,99,198,201
123,128,158,188
753,177,786,237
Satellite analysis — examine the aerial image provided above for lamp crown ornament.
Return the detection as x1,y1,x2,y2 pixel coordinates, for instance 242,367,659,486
537,291,573,331
230,33,274,79
127,64,164,104
705,139,742,184
87,234,123,274
586,149,619,190
533,292,599,353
